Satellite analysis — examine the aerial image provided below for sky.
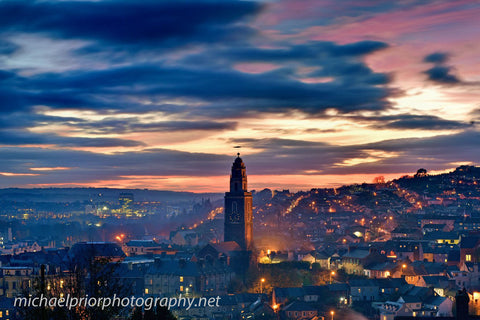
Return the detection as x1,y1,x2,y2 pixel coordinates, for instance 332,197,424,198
0,0,479,192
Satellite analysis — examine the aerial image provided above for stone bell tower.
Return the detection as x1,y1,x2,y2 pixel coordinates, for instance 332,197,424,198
224,153,253,250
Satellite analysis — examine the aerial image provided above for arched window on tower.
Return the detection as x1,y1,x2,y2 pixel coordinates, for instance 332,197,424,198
232,202,237,214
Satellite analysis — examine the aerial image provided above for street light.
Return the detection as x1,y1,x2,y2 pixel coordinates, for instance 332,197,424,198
260,278,265,293
330,271,336,284
330,310,335,320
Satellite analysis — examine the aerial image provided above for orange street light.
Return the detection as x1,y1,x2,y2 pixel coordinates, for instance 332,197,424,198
330,271,336,284
260,278,266,293
330,310,335,320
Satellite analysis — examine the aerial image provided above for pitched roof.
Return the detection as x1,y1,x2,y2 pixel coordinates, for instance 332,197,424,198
125,240,162,247
349,279,378,287
283,301,316,312
342,249,370,259
460,236,480,249
211,241,242,254
421,275,449,287
146,259,232,277
273,287,305,299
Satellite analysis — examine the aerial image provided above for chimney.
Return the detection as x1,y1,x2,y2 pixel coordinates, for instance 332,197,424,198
456,288,469,320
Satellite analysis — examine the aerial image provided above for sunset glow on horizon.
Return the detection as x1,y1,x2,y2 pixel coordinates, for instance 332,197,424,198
0,0,479,192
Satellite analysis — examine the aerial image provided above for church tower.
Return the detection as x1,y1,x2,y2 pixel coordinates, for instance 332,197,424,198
224,153,253,250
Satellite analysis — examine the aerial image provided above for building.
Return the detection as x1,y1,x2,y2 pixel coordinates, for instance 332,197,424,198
283,301,318,320
144,258,234,296
119,192,134,216
0,267,33,298
224,154,253,251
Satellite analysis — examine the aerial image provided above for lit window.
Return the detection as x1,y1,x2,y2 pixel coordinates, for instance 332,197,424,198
145,288,149,294
180,276,184,282
467,254,472,262
180,286,184,292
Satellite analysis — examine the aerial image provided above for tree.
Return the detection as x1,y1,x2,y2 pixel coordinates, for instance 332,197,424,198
415,168,428,178
17,245,129,320
373,176,385,184
142,306,176,320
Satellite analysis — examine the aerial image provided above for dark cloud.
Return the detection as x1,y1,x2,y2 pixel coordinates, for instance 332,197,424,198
424,65,460,84
73,119,238,134
364,114,470,130
219,41,388,62
328,41,388,56
0,56,393,117
423,51,461,84
423,52,449,64
0,130,144,147
0,0,262,46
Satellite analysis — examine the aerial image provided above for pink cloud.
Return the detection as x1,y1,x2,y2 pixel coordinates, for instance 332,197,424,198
233,62,281,74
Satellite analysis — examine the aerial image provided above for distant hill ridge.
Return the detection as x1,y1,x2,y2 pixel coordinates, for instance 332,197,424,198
0,165,477,203
0,187,223,203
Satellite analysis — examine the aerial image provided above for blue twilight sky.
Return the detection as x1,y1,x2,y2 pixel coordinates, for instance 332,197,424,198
0,0,479,192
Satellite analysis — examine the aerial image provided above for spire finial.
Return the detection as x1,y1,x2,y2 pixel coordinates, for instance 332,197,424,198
237,152,240,157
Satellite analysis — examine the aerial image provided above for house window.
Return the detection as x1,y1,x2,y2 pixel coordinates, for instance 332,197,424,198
467,254,472,262
145,288,149,294
180,286,184,292
180,276,184,282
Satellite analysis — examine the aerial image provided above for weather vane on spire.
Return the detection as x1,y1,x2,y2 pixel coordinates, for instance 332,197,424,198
234,145,241,158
